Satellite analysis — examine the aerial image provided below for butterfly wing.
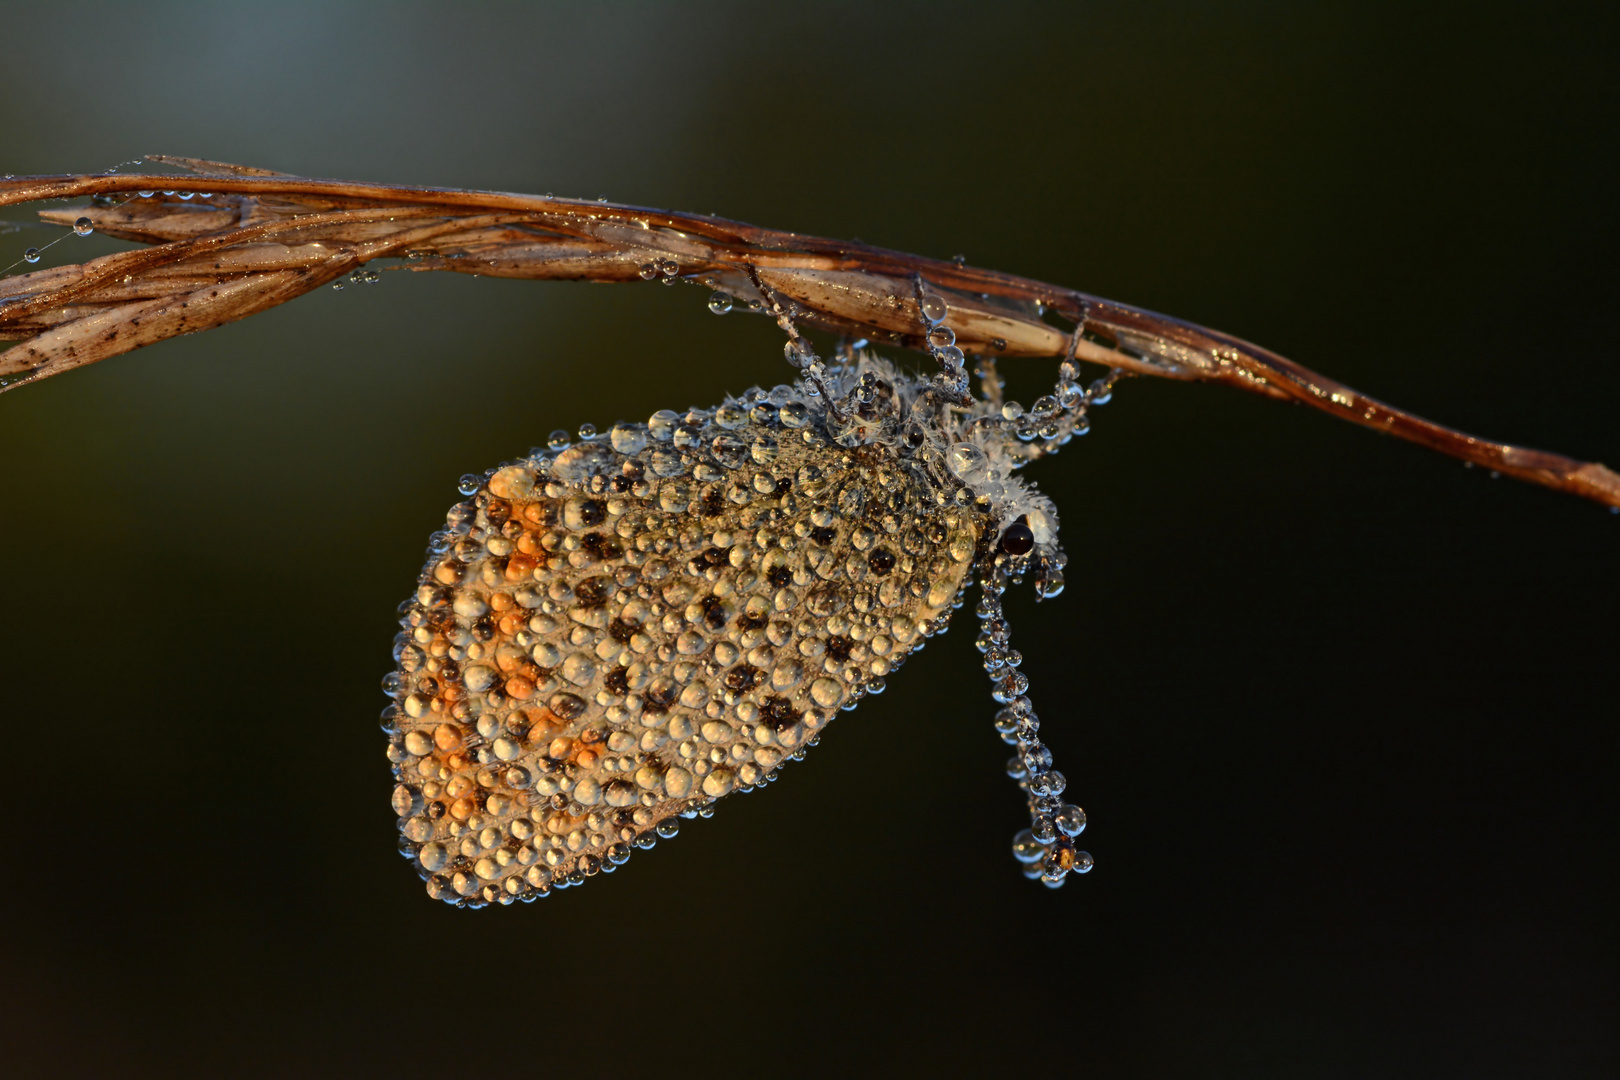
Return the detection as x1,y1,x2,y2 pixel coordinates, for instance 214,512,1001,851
384,382,980,905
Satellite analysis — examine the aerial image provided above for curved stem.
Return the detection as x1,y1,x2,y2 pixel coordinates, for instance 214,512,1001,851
1,160,1613,508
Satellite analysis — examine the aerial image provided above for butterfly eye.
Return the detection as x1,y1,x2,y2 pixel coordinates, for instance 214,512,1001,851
999,520,1035,555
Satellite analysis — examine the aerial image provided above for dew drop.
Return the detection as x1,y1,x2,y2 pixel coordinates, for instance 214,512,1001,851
73,217,93,237
578,422,598,441
638,262,658,280
1056,805,1087,837
702,768,735,797
609,422,649,455
647,409,679,441
707,291,734,315
458,473,482,496
919,293,948,324
138,190,154,198
548,429,571,451
551,442,618,482
22,248,40,264
711,433,749,468
1011,829,1044,863
419,843,448,871
927,325,955,348
809,678,845,708
947,442,990,484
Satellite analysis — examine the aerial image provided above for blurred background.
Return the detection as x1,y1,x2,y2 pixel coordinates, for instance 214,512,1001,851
1,2,1614,1076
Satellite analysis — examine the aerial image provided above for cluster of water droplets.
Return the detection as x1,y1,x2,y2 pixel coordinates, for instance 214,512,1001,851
978,348,1124,464
915,286,971,402
5,179,223,280
637,257,683,286
976,558,1092,886
332,268,382,291
4,214,97,277
898,297,1110,884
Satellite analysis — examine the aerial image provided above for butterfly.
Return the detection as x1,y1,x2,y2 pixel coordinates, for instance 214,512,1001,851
383,338,1098,905
2,158,1613,907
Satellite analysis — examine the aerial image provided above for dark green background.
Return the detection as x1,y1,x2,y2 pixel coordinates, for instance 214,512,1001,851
2,3,1614,1076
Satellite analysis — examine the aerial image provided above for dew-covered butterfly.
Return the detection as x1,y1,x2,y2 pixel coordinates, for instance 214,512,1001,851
384,334,1102,905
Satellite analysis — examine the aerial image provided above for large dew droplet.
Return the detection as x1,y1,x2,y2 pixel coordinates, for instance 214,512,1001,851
550,442,619,483
609,422,649,455
946,442,989,485
707,291,734,315
73,217,94,237
648,409,679,441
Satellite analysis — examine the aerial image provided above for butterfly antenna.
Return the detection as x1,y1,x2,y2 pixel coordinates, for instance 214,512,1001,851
978,558,1092,887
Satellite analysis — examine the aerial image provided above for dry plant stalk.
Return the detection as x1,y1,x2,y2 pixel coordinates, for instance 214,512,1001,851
1,155,1615,509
